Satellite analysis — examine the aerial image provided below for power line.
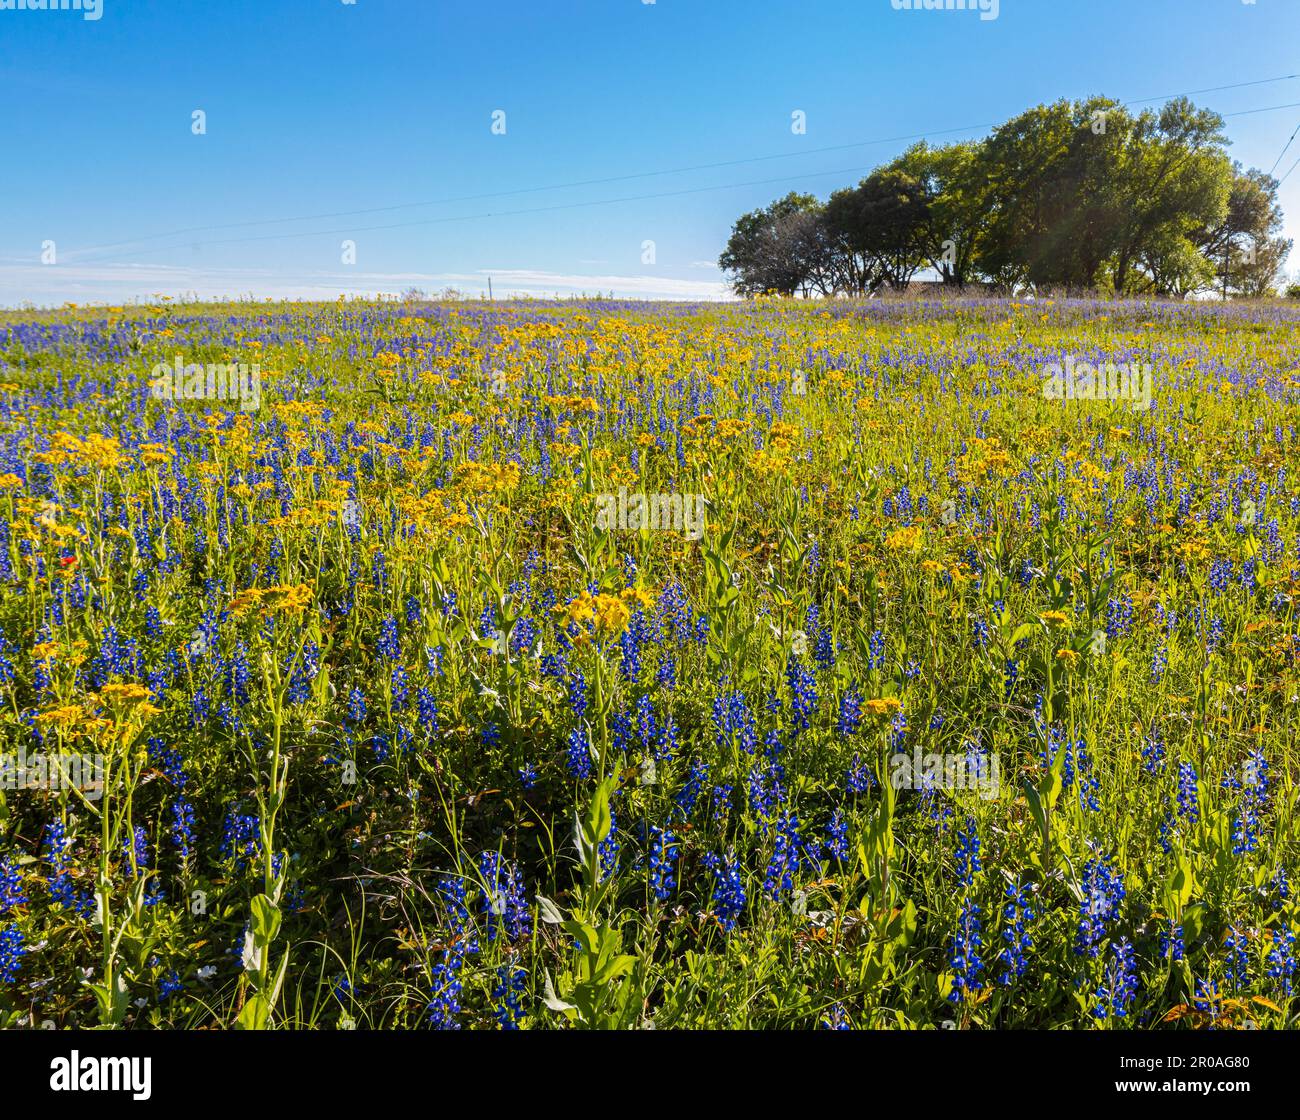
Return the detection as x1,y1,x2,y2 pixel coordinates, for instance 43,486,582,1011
60,163,903,266
58,73,1300,263
1267,120,1300,176
55,122,995,260
67,102,1300,269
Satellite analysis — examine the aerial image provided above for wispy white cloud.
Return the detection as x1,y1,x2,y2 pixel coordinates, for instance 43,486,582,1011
0,261,734,308
477,269,732,300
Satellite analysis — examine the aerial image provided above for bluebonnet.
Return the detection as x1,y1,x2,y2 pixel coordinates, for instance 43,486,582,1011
477,852,530,941
435,874,472,928
826,809,849,864
1223,927,1250,992
710,784,733,825
648,827,678,901
565,726,592,780
656,710,678,761
147,737,187,787
122,825,149,876
847,753,873,795
712,690,757,754
1105,594,1134,636
1150,644,1167,683
1205,615,1224,655
492,966,526,1029
954,819,981,888
1141,730,1166,776
867,629,886,671
159,970,184,1002
599,812,620,881
426,938,471,1030
1240,558,1257,594
0,924,25,985
44,821,91,916
837,685,862,735
347,686,367,724
1,855,26,912
390,664,410,710
747,762,781,822
889,708,909,751
1159,920,1185,963
416,687,439,732
763,811,801,900
674,758,707,817
820,1003,850,1029
1193,978,1222,1018
1208,559,1231,596
379,618,397,662
1232,800,1259,855
1176,762,1200,824
1076,857,1125,958
785,658,818,733
566,669,588,720
948,901,984,1002
220,809,261,870
997,883,1033,983
1266,929,1295,996
813,624,835,672
223,642,251,705
703,851,746,932
1093,937,1138,1019
634,695,657,754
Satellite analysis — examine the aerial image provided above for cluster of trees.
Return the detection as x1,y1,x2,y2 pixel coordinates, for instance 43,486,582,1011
720,96,1292,299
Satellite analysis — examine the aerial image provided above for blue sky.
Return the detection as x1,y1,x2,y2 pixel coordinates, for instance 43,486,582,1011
2,0,1299,306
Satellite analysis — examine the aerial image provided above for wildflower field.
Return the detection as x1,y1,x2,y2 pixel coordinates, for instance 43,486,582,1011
1,294,1298,1030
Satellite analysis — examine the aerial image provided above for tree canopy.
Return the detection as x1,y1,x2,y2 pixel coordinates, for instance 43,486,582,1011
719,96,1292,298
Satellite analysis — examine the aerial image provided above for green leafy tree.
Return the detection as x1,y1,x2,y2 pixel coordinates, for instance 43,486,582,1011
889,141,989,287
719,192,823,296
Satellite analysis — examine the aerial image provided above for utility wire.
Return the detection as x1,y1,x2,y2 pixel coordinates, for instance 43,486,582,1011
1267,120,1300,176
59,73,1300,263
67,102,1300,269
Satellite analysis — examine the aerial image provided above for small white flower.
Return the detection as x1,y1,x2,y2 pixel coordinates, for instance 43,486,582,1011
791,629,809,657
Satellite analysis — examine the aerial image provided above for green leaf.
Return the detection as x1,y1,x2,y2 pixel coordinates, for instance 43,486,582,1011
541,970,576,1013
236,991,270,1031
249,893,281,945
535,894,565,925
